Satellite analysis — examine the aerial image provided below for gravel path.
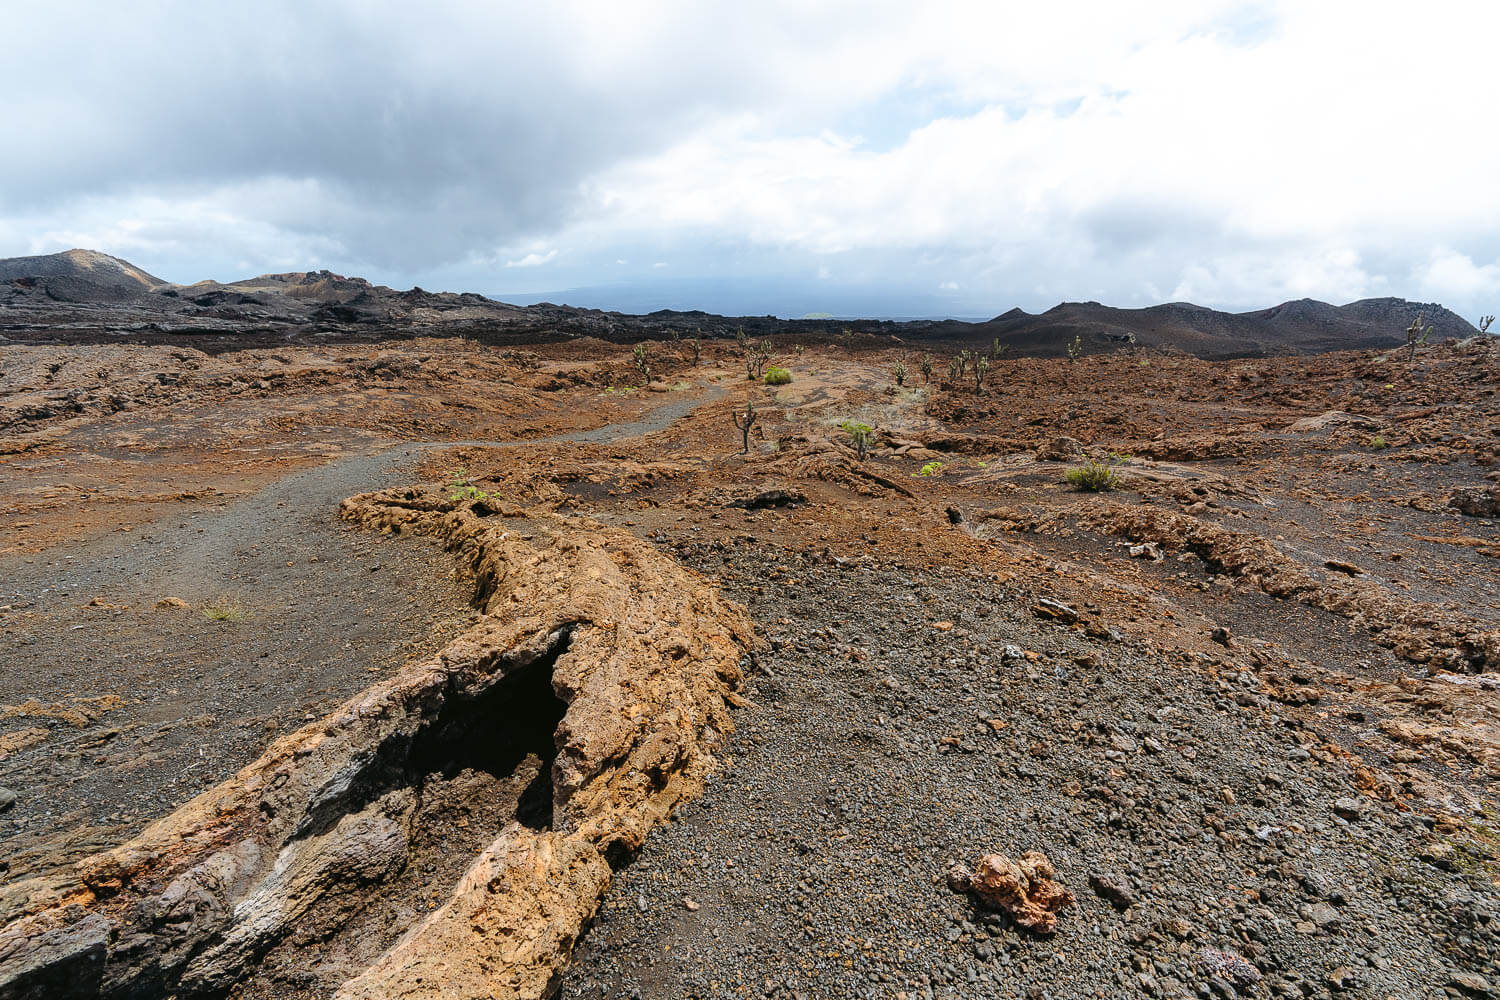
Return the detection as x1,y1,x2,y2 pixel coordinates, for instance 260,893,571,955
0,386,720,885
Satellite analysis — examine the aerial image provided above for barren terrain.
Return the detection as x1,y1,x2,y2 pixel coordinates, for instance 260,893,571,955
2,312,1498,999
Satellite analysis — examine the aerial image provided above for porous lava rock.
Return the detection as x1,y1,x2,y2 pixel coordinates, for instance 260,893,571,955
0,488,753,1000
958,851,1075,934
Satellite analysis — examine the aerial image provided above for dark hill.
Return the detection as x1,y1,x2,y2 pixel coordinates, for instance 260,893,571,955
0,249,1482,358
0,249,165,303
918,297,1477,359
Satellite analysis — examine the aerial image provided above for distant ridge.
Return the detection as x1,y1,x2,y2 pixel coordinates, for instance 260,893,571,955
0,249,1483,358
0,249,165,303
924,296,1478,358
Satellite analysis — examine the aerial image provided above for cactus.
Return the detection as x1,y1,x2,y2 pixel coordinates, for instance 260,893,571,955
732,399,757,454
840,419,874,461
1406,313,1433,361
1066,335,1082,363
972,355,989,394
920,353,934,384
689,338,701,366
947,356,963,383
756,340,773,378
632,343,651,383
1480,314,1495,335
893,359,908,386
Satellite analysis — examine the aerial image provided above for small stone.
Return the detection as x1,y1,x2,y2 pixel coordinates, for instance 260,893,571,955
1331,797,1367,821
682,898,699,912
1452,971,1493,996
1163,917,1193,940
1307,901,1341,928
1194,947,1262,990
1088,873,1137,910
1032,599,1079,624
1327,965,1356,991
1417,840,1456,870
0,787,17,812
154,596,189,610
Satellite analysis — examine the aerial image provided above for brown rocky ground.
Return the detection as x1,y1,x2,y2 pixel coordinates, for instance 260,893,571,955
1,330,1497,999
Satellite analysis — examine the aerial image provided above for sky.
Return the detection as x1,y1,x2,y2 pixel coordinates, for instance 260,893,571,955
3,0,1498,321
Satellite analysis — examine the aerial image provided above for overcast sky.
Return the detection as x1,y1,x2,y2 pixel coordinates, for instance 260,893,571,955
4,1,1497,319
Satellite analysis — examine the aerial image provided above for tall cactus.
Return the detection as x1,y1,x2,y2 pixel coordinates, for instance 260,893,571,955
732,399,757,454
1406,313,1433,362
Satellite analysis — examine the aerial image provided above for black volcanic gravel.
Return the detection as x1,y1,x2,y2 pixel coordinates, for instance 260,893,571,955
560,545,1497,1000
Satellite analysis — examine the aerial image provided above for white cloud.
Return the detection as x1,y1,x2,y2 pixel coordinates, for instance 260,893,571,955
4,1,1499,317
503,250,558,268
1415,249,1500,304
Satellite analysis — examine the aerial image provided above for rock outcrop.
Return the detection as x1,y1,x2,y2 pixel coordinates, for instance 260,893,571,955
0,488,753,999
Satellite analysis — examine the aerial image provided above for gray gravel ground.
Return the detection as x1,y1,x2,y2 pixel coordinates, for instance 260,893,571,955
561,543,1498,1000
0,387,722,886
0,445,478,883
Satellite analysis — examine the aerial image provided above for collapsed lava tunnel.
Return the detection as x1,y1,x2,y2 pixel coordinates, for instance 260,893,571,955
0,489,753,1000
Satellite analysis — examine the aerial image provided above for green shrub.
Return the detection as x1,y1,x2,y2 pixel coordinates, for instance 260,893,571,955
914,461,944,477
764,366,793,385
1065,458,1123,492
447,467,491,503
1367,434,1390,450
201,596,251,622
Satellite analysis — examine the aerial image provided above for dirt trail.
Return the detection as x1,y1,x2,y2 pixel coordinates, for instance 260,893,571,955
0,385,722,886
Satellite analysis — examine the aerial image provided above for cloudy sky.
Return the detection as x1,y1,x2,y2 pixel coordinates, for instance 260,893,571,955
4,1,1497,319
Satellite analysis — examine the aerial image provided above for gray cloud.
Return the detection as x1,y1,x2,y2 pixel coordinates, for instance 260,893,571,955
4,2,1498,321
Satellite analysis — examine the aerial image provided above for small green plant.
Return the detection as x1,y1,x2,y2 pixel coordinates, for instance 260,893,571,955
840,419,875,461
764,366,792,385
447,467,491,502
914,460,944,477
733,398,757,454
892,359,908,386
201,596,251,622
1065,456,1124,492
1367,434,1390,450
1406,313,1434,361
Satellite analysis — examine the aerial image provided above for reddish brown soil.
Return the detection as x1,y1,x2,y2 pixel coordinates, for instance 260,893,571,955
2,332,1497,998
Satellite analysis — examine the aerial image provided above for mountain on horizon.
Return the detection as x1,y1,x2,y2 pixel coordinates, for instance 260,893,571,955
0,249,1483,358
